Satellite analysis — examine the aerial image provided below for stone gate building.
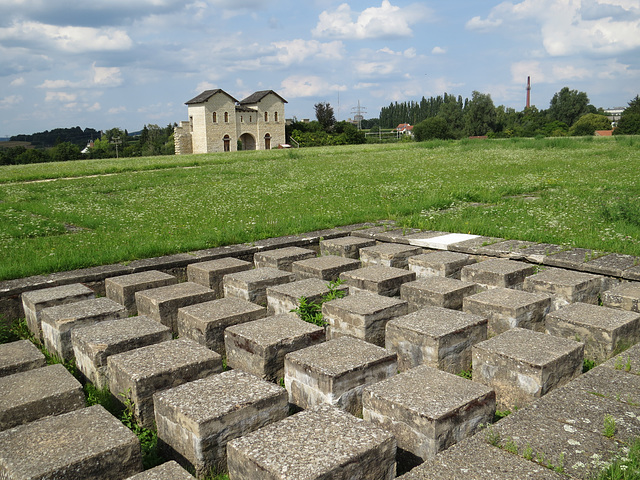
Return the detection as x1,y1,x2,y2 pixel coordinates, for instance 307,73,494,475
174,89,287,155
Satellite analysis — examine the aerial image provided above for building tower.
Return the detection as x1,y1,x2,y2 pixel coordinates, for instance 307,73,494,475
526,76,531,109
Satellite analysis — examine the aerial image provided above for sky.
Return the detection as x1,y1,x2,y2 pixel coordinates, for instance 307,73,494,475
0,0,639,137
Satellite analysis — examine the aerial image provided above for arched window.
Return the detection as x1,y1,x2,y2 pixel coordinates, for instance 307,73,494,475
240,116,244,123
249,115,252,123
189,116,193,132
212,112,217,123
274,112,278,122
264,112,268,122
224,112,229,123
223,135,231,152
264,133,271,150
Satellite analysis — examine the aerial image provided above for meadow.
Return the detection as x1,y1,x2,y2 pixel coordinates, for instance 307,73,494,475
1,136,639,281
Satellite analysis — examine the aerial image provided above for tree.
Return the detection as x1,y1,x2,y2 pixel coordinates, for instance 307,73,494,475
569,113,611,136
413,117,453,141
314,102,336,132
463,91,496,136
548,87,590,126
50,142,81,162
614,113,640,135
623,95,640,115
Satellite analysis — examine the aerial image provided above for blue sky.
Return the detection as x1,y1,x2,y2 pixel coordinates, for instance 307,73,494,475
1,0,639,137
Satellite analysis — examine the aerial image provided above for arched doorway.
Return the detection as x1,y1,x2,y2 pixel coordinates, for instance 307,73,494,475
239,133,256,150
264,133,271,150
223,135,230,152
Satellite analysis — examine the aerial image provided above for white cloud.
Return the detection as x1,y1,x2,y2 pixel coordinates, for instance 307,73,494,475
511,61,546,84
10,77,25,86
271,39,344,66
355,61,395,77
92,63,123,87
465,15,502,31
45,92,77,102
108,106,127,114
280,75,345,98
431,46,446,55
552,64,591,80
0,95,23,108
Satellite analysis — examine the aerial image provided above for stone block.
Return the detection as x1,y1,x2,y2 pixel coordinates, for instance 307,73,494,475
339,266,416,297
0,339,45,377
154,370,288,476
601,342,640,375
135,282,217,333
460,258,536,289
105,270,177,316
284,336,397,415
542,247,601,270
385,306,487,373
406,232,480,250
474,239,537,259
0,364,85,431
291,255,361,281
319,236,376,258
177,297,267,355
21,283,95,340
569,364,640,407
254,246,316,272
363,365,495,460
518,243,568,264
0,404,142,479
463,287,552,335
266,278,348,315
447,236,503,255
225,312,324,382
323,294,408,346
41,297,128,361
401,277,479,311
227,404,396,480
359,243,423,269
126,461,193,480
107,338,222,428
545,302,640,363
472,328,583,410
223,267,296,307
186,257,253,297
603,281,640,313
523,267,602,310
581,252,638,276
72,316,172,389
408,251,476,279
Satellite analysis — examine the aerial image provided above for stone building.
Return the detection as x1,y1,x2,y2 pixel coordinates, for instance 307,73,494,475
174,89,287,155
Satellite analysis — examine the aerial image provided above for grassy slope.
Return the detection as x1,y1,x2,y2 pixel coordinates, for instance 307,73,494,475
1,136,639,281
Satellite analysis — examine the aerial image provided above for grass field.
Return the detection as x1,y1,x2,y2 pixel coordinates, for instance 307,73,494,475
1,136,639,281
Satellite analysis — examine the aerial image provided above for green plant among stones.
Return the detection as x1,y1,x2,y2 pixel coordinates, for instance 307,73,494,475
484,425,502,447
593,436,640,480
604,415,617,439
584,358,597,373
456,368,472,380
291,279,346,327
119,391,163,470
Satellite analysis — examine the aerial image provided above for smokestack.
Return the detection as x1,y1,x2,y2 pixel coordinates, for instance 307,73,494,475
526,76,531,108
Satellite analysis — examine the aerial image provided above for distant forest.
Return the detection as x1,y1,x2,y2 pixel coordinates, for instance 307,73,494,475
10,126,101,148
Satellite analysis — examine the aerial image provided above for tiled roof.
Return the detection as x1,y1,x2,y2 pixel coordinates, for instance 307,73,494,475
239,90,288,105
185,89,239,105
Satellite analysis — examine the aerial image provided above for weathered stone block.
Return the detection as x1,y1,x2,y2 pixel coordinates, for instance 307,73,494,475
401,277,479,311
474,239,536,259
323,294,408,346
603,281,640,313
472,328,583,410
135,282,217,333
177,297,267,355
581,252,638,276
460,258,536,289
320,236,376,258
406,232,479,250
542,247,600,270
154,369,288,476
72,316,172,389
291,255,361,281
284,336,397,415
254,246,316,272
569,364,640,406
225,312,324,382
107,338,222,428
227,404,396,480
0,405,142,479
363,365,495,460
523,267,602,310
601,342,640,375
359,243,423,269
106,270,177,316
546,302,640,363
223,267,296,307
463,287,552,335
385,306,487,373
518,243,568,264
0,339,45,377
0,364,85,431
408,251,476,279
186,257,253,297
340,265,416,297
125,461,193,480
22,283,95,340
41,297,128,361
266,278,348,315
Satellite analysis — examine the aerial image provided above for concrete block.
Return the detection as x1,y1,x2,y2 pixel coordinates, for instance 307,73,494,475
603,281,640,313
407,232,479,250
125,461,193,480
386,306,487,373
227,404,396,480
581,252,638,276
340,266,416,297
223,267,296,307
106,270,177,315
463,287,552,335
0,339,45,377
472,328,583,410
266,278,348,315
323,294,408,346
460,258,536,289
254,246,316,272
72,316,172,389
543,247,601,270
225,312,324,382
517,243,568,264
154,370,288,476
135,282,217,333
0,364,85,431
177,297,267,355
363,365,495,459
41,297,128,361
187,257,253,297
569,364,640,407
447,235,503,255
22,283,95,340
408,251,476,279
0,404,142,479
523,267,602,310
107,338,222,428
601,342,640,375
359,243,423,269
320,236,376,258
401,277,479,311
291,255,361,281
474,239,537,259
284,336,397,415
546,302,640,363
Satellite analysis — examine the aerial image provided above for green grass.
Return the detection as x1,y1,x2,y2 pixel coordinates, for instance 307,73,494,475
1,136,639,281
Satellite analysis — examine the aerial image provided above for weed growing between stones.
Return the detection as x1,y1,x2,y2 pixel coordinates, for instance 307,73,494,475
456,368,472,380
584,358,598,373
603,415,617,439
614,355,633,373
593,437,640,480
119,391,163,469
291,279,346,327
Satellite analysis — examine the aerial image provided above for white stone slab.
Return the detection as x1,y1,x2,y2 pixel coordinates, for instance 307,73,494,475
408,234,480,250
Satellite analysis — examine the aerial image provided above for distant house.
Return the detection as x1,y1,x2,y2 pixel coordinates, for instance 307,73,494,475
174,89,287,154
396,123,413,135
595,130,613,137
